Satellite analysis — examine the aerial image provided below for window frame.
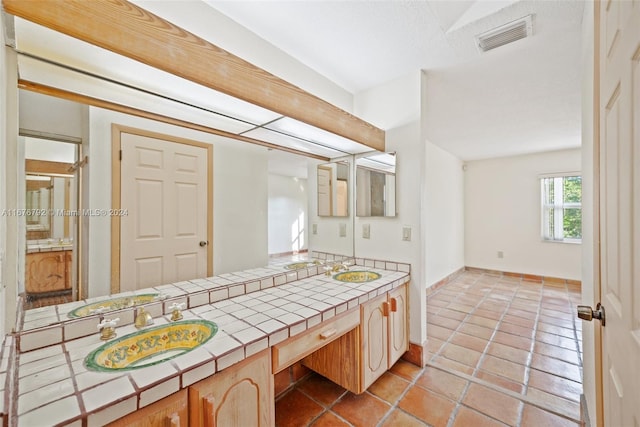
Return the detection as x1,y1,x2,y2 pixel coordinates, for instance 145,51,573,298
540,172,582,244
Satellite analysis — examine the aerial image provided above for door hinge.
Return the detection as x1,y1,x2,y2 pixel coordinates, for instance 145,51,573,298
119,150,122,161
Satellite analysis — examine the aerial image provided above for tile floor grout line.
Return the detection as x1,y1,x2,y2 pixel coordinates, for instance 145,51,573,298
426,360,581,424
516,279,544,427
428,274,582,425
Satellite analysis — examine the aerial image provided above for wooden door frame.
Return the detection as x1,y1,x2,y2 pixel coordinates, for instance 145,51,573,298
110,124,213,294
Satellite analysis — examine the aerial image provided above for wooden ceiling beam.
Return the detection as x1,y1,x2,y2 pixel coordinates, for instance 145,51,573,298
3,0,385,152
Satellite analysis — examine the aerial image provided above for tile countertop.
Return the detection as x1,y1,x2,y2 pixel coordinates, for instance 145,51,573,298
20,252,350,332
12,266,410,426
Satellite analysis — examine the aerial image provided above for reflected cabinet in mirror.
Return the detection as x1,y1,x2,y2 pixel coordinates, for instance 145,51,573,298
356,152,397,217
317,160,349,217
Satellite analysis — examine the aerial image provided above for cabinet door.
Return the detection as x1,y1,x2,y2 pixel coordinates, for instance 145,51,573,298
361,293,389,391
25,252,66,293
107,389,188,427
388,284,409,366
189,349,273,427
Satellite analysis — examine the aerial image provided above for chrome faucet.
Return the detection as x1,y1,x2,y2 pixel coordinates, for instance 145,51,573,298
134,307,154,329
98,317,119,340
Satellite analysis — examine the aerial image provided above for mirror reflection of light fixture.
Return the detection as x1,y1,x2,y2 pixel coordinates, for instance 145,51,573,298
356,152,397,218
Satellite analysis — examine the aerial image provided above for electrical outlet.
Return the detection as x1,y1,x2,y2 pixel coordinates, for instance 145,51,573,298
362,224,370,239
497,251,504,259
402,226,411,242
339,223,347,237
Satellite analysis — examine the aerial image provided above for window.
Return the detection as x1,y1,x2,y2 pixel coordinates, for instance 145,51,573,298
541,174,582,243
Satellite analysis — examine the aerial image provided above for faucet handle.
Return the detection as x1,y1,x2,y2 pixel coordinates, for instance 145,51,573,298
90,306,107,315
168,302,185,321
168,302,186,311
97,317,120,330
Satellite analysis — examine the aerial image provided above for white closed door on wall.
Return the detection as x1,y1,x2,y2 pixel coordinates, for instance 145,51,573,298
317,166,332,216
120,131,208,291
595,1,640,426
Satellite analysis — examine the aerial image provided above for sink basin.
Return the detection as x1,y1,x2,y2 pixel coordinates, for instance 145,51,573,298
333,270,381,283
284,261,314,270
67,294,162,318
85,320,218,372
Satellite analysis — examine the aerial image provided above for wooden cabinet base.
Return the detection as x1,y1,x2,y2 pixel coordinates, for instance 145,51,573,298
302,327,361,394
107,389,188,427
189,349,274,427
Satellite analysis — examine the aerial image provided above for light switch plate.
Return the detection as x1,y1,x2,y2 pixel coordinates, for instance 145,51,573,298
362,224,370,239
312,223,318,235
402,226,411,242
339,223,347,237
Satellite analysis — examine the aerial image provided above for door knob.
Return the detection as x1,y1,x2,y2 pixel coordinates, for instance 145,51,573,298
577,302,605,326
199,241,208,247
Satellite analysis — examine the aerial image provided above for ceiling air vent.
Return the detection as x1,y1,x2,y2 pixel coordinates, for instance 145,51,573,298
476,15,533,52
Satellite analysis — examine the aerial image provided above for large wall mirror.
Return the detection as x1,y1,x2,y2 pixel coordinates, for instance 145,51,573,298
356,152,397,217
317,160,350,217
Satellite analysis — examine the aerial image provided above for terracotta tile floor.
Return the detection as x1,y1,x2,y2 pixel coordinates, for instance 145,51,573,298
275,271,583,426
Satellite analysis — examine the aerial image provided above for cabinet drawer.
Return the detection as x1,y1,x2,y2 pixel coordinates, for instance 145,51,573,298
272,308,359,373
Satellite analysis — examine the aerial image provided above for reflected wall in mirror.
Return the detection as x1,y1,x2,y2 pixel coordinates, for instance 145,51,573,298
356,152,397,217
317,161,349,217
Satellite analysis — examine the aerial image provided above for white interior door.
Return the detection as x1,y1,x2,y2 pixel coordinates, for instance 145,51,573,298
596,1,640,425
318,166,332,216
120,132,208,291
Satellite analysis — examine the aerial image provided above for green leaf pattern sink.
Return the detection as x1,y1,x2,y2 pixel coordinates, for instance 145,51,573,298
333,270,381,283
85,320,217,372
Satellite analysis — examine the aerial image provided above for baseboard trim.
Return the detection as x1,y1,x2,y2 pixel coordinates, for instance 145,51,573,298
426,267,466,296
462,266,581,287
402,341,427,367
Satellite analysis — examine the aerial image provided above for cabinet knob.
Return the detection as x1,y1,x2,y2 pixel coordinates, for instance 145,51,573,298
203,395,216,427
382,301,390,317
166,412,181,427
320,328,337,339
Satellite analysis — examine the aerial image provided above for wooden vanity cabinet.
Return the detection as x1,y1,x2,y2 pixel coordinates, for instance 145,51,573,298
189,349,273,427
304,282,409,394
362,283,409,389
25,251,71,294
107,389,188,427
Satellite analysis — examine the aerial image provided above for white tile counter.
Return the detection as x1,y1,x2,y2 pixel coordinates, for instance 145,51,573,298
6,258,410,426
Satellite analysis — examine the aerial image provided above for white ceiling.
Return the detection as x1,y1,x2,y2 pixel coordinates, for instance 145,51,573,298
206,0,585,161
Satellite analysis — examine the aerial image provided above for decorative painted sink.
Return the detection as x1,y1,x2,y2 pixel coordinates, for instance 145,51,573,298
67,294,161,318
285,261,314,270
333,270,381,283
85,320,217,372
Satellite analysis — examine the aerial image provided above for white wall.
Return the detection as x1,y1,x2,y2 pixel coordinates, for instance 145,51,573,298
1,24,7,339
424,142,465,287
1,44,19,333
465,149,582,280
352,71,428,350
87,108,269,298
268,174,308,255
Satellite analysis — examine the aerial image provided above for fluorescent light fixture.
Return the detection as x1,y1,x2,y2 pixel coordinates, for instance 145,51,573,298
265,117,373,155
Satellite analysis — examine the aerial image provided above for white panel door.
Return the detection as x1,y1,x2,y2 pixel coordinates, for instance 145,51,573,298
596,1,640,426
120,132,208,291
317,166,332,216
